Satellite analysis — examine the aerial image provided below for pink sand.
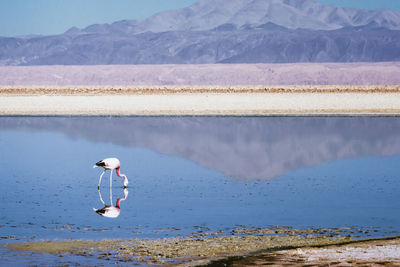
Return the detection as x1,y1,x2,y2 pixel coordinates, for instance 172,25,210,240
0,62,399,86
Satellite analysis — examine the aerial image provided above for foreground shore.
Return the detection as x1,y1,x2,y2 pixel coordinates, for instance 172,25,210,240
4,227,400,266
1,85,400,115
210,237,400,266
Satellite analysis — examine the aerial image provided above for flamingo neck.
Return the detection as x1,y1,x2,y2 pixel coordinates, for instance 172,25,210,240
116,199,124,208
116,190,128,208
116,167,123,177
116,167,129,186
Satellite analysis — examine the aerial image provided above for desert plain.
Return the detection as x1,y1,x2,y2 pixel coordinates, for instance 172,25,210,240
1,62,400,115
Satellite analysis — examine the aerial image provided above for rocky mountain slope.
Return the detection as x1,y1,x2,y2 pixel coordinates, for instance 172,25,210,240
79,0,400,34
1,0,399,65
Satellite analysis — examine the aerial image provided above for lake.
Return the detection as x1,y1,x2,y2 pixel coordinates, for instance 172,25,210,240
0,116,399,263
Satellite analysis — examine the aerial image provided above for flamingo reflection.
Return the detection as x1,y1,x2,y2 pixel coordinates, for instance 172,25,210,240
94,186,128,218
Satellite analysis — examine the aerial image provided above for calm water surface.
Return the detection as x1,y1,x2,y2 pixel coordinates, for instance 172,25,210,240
0,117,399,246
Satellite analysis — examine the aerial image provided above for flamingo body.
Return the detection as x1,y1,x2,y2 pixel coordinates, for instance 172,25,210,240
94,157,128,188
95,157,120,170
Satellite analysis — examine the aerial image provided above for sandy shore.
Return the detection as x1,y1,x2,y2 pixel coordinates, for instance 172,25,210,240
1,85,400,115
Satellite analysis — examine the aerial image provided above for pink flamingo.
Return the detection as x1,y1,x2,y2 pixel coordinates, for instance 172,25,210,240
94,188,128,218
93,158,129,189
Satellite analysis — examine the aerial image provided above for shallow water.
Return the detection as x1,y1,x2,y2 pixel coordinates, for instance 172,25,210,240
0,117,399,246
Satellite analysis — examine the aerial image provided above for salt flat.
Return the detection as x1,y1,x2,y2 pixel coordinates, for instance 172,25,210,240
0,63,399,115
0,86,400,115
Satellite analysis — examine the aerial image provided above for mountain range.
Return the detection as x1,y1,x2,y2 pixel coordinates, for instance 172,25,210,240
1,0,400,65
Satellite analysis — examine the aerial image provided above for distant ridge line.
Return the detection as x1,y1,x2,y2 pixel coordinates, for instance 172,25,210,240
1,0,400,65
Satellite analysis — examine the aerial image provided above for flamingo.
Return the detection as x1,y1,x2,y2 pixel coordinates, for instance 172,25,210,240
94,188,128,218
93,158,128,189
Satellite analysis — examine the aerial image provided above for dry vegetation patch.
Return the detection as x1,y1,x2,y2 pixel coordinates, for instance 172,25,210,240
1,85,400,96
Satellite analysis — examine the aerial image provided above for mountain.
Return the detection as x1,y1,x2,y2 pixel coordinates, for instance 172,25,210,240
1,0,400,65
79,0,400,34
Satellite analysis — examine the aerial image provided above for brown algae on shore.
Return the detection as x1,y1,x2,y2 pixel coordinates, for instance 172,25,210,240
4,227,356,265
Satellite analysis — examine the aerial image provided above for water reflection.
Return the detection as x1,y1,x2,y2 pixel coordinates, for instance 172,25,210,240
94,188,128,219
0,118,399,244
1,117,400,180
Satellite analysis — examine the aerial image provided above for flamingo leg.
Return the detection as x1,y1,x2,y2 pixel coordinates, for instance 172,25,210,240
98,188,106,205
109,170,113,205
98,170,106,189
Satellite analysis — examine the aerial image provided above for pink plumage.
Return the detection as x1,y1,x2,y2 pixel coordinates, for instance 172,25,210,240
94,157,128,188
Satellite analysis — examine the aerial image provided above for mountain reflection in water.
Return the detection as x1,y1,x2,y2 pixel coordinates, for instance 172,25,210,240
1,116,400,180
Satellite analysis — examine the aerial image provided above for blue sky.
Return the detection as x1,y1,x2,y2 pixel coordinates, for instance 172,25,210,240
0,0,399,37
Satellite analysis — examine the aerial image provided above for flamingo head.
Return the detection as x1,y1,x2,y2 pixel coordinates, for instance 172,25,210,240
94,159,108,169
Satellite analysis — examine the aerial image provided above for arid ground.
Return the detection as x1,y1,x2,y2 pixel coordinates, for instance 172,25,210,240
1,63,400,115
1,85,400,115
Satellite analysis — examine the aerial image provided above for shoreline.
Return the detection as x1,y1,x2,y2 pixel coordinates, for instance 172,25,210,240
4,231,400,266
205,236,400,266
1,85,400,116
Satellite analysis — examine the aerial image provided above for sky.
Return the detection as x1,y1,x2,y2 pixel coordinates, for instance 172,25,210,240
0,0,399,37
